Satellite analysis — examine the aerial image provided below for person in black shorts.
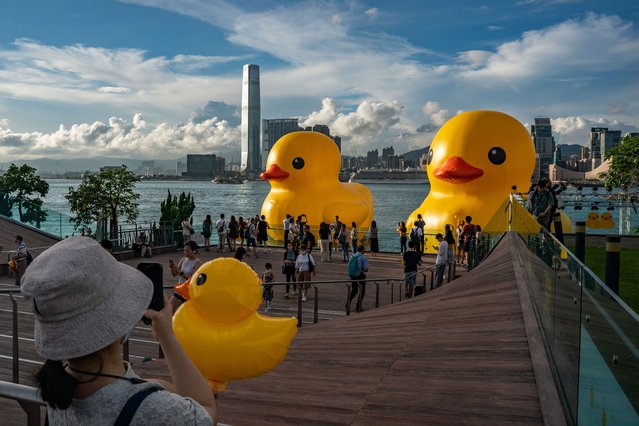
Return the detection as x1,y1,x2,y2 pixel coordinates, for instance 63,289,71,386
257,215,270,253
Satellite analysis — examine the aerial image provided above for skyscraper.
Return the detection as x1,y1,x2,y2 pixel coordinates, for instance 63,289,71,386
241,64,260,173
530,117,555,178
262,118,300,167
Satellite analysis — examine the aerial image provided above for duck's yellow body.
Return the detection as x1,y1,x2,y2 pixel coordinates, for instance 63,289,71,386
261,132,374,239
173,258,297,392
407,111,536,250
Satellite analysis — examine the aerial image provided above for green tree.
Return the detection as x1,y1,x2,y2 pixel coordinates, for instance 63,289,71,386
0,192,13,218
159,190,195,229
600,135,639,189
0,163,49,224
66,167,140,238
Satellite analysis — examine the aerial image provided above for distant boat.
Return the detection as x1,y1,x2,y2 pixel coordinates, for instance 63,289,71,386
348,168,428,184
212,176,246,184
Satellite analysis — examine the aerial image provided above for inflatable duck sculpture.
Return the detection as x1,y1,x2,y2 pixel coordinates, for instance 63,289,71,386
173,258,297,392
261,131,373,241
408,110,535,239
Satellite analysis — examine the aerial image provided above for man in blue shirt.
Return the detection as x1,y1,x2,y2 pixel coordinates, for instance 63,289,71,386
346,245,369,313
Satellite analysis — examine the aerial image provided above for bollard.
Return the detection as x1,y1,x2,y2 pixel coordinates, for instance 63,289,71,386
575,221,586,263
552,213,564,244
605,236,621,294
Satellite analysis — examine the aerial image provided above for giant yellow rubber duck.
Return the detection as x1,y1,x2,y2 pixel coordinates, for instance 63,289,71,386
407,110,535,245
261,131,373,241
173,258,297,392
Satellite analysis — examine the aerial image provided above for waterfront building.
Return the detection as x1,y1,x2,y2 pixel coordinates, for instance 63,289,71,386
183,154,224,178
366,149,379,167
530,118,555,178
333,135,342,152
589,127,621,162
241,64,261,173
262,118,299,167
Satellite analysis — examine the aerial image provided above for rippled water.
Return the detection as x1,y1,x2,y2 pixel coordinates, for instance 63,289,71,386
42,179,637,241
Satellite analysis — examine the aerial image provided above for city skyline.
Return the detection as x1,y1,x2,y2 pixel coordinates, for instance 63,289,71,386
1,0,639,162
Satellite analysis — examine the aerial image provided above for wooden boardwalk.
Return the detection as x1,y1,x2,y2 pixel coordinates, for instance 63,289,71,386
0,233,567,425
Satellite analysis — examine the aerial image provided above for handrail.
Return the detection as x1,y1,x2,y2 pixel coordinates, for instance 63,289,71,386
0,381,44,426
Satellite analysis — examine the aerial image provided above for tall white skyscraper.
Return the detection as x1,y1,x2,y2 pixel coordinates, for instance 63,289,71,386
241,64,261,173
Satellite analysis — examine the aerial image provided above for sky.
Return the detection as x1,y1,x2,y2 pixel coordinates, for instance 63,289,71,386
1,0,639,162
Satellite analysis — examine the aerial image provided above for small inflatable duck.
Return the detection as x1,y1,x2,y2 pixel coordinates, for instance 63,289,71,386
586,212,600,229
261,131,373,240
408,110,535,235
173,258,297,392
598,212,614,229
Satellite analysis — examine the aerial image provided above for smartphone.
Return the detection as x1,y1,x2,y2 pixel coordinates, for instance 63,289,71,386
137,262,165,325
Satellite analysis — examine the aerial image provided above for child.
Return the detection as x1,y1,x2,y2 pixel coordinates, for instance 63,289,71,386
262,262,274,310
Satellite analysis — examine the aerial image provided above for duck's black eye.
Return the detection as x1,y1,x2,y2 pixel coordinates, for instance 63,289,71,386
292,157,305,169
427,149,434,165
195,273,207,286
488,147,506,165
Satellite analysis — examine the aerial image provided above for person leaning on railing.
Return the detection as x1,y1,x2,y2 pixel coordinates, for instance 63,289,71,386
21,237,216,425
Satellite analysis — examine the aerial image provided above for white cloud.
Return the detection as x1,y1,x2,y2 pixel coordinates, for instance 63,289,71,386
98,86,131,94
551,116,639,143
0,113,240,160
301,98,403,145
0,118,9,128
365,8,379,17
422,101,450,127
458,14,639,82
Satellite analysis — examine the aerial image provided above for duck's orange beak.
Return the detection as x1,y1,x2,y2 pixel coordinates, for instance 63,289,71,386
260,164,290,182
433,156,484,184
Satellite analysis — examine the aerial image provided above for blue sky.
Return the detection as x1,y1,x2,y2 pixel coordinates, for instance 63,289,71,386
1,0,638,161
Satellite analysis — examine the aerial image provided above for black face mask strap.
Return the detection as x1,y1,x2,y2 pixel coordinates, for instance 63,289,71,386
64,365,146,384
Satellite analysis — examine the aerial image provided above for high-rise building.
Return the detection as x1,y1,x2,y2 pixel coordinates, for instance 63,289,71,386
183,154,224,178
530,118,555,178
241,64,261,173
262,118,300,166
590,127,622,161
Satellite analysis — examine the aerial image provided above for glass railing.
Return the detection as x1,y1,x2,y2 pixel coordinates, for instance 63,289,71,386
520,229,639,425
0,191,75,238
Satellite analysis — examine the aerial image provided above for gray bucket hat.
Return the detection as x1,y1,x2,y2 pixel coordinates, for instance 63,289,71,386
21,237,152,360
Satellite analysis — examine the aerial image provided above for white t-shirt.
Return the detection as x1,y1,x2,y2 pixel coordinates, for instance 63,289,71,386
215,218,226,233
436,240,449,265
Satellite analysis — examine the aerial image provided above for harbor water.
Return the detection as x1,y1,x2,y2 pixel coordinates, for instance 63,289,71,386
40,179,639,250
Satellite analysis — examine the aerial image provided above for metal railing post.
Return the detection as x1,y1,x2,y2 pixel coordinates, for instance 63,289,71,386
10,292,19,383
375,282,380,308
313,285,319,324
390,279,394,304
429,270,434,291
345,283,352,316
297,284,303,327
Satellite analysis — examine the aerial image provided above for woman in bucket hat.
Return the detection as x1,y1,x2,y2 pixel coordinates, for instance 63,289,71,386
21,237,216,425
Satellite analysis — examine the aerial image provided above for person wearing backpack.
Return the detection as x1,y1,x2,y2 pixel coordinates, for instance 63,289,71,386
409,224,422,252
346,245,369,313
461,216,476,267
295,244,316,302
215,214,227,253
414,214,426,254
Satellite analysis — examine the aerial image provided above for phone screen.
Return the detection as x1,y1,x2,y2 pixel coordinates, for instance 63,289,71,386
137,262,165,324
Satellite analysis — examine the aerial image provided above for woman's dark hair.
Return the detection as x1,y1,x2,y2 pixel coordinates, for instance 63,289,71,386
351,222,356,227
371,220,377,228
234,247,247,260
35,360,78,409
186,241,199,252
205,214,211,222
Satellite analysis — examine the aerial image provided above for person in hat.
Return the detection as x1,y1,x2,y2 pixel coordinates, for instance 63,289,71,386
21,237,216,425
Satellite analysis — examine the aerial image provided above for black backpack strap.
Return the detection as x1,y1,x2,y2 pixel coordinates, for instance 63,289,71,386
114,387,162,426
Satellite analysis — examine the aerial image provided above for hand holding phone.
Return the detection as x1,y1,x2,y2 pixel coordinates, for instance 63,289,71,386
137,262,165,325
